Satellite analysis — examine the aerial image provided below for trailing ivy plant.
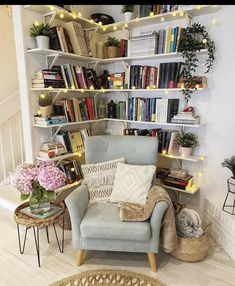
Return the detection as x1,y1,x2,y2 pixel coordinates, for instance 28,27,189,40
178,22,215,105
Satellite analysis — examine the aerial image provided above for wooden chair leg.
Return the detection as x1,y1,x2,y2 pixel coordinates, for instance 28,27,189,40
76,249,86,266
147,252,157,272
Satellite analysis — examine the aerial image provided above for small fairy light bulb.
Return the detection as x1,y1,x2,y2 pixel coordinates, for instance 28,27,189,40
162,149,167,155
149,11,154,17
172,11,177,17
113,26,117,31
98,21,102,26
78,152,82,157
90,19,94,23
48,86,53,90
39,92,45,99
72,13,76,19
34,20,39,26
198,172,203,177
101,88,105,93
132,85,136,90
169,154,174,158
37,110,42,116
165,89,169,95
146,86,150,90
49,6,55,11
59,13,64,19
102,26,107,31
71,167,75,172
63,89,67,93
135,17,140,22
80,89,84,93
160,16,165,22
124,23,128,28
179,10,184,17
192,184,197,188
89,85,94,90
181,83,185,89
120,86,123,89
200,156,205,161
195,84,200,89
152,84,156,89
211,17,217,25
78,12,82,17
202,38,207,44
196,5,201,10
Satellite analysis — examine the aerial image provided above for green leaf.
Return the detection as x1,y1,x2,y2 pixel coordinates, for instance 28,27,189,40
45,191,55,199
20,194,30,201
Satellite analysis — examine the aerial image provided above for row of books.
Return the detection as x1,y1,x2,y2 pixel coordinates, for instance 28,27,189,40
34,115,67,126
139,5,179,18
53,97,96,123
127,97,179,123
38,129,90,158
122,127,180,155
32,65,100,90
58,157,83,184
158,62,183,89
129,65,158,89
49,21,92,57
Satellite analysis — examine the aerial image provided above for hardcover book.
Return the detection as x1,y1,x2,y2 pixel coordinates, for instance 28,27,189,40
20,205,62,219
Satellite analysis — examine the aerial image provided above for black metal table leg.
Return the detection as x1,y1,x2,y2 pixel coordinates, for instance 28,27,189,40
52,215,64,253
16,224,28,254
33,226,41,267
45,226,50,243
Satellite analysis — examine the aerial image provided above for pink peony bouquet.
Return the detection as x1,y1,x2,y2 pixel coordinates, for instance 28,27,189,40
12,160,66,201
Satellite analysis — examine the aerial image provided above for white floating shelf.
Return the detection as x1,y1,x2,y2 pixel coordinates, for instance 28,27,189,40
24,5,100,29
36,150,85,161
31,87,207,93
27,48,207,63
86,5,218,33
158,153,205,162
162,184,200,194
34,118,201,128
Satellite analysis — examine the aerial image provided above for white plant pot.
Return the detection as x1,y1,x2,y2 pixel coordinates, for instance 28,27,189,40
179,146,193,157
36,35,49,49
124,12,133,21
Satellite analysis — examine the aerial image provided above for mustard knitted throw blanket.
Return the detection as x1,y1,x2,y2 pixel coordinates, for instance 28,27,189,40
118,185,178,253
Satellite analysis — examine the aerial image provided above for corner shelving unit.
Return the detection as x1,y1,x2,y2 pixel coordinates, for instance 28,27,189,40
13,5,217,195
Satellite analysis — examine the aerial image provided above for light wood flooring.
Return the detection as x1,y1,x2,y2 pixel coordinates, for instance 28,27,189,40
1,184,235,286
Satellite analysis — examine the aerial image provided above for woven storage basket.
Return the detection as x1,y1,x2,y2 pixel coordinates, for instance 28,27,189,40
58,203,71,230
171,224,211,262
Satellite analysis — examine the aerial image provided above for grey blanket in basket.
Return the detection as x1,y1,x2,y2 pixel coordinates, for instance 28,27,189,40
176,208,203,238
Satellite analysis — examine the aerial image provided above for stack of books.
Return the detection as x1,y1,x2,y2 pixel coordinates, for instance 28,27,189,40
171,111,200,125
163,173,194,190
53,97,96,122
38,142,67,159
32,69,65,89
108,72,125,89
128,32,159,57
34,115,66,126
20,205,62,219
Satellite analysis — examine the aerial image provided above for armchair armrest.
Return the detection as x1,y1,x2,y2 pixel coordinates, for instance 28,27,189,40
65,184,89,249
149,201,168,252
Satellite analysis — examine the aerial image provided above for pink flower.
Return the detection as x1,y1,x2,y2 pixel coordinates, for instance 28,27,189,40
12,163,37,194
38,165,66,191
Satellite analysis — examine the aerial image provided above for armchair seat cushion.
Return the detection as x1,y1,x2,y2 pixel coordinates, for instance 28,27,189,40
80,203,151,241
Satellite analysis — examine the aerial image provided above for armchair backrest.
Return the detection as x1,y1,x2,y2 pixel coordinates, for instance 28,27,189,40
85,135,158,165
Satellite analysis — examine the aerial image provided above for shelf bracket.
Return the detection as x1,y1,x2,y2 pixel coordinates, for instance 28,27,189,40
122,25,131,39
87,26,99,42
52,91,62,104
52,126,62,141
184,11,193,27
43,11,57,26
121,60,128,69
46,54,60,70
176,159,182,169
120,91,129,100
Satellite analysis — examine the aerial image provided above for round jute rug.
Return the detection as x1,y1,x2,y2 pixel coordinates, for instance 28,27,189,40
49,269,166,286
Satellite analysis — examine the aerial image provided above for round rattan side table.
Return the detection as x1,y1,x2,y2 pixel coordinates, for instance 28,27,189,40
14,200,65,267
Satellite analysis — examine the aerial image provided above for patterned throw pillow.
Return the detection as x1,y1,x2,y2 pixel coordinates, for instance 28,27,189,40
109,163,156,204
81,157,126,204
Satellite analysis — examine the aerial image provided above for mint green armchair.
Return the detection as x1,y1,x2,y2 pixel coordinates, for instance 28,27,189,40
65,135,168,272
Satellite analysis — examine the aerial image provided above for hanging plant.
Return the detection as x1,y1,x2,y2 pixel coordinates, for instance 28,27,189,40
178,22,215,104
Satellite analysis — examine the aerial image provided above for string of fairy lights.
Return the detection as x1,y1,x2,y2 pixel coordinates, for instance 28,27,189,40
32,5,218,188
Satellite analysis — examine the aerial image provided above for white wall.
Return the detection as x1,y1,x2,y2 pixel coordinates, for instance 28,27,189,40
0,6,19,101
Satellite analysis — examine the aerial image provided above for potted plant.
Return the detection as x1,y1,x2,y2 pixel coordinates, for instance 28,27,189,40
30,22,54,49
221,156,235,180
104,36,120,58
38,92,53,116
121,5,135,21
176,131,198,157
11,161,65,214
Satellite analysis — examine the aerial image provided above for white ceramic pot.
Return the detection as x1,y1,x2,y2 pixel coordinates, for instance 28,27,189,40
40,105,52,116
124,12,133,21
36,35,50,49
180,146,193,157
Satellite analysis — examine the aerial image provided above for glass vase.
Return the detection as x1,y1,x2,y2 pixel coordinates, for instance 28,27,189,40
29,191,52,215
